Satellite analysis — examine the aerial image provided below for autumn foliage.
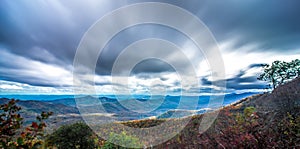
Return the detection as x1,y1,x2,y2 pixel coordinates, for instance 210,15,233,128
0,99,52,148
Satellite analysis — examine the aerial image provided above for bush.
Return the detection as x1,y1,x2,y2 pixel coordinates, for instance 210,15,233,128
199,106,300,148
102,131,142,149
276,113,300,148
47,122,98,149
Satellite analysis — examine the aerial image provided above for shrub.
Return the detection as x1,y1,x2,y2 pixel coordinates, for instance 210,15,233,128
102,131,142,149
47,122,98,149
276,113,300,148
199,107,261,148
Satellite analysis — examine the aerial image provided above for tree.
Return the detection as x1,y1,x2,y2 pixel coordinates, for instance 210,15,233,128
258,59,300,89
47,122,98,149
0,99,23,147
290,59,300,77
18,111,53,148
0,99,52,148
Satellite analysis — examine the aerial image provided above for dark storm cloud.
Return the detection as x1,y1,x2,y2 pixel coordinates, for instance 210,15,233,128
0,0,129,68
94,82,125,87
147,0,300,53
249,63,265,69
0,2,80,69
202,76,267,90
2,0,299,66
130,58,176,74
96,24,190,75
0,0,299,90
0,1,191,77
192,0,300,52
201,64,268,90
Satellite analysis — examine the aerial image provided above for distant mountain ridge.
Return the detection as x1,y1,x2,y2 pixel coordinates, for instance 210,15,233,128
0,92,258,129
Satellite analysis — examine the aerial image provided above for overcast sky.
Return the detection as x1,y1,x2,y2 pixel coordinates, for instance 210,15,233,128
0,0,300,95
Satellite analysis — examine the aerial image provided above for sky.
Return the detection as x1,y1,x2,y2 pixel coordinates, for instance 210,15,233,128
0,0,300,95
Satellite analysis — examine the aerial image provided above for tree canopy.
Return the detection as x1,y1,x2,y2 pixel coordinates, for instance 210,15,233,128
258,59,300,89
0,99,52,148
47,122,97,149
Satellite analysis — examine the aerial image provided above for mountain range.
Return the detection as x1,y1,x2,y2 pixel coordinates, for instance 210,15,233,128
0,92,257,129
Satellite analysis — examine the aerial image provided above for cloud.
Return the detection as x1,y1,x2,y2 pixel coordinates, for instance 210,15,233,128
0,84,23,90
201,64,268,91
95,24,200,75
0,0,299,95
0,0,127,69
3,0,299,77
0,80,74,94
0,49,73,87
186,0,300,53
